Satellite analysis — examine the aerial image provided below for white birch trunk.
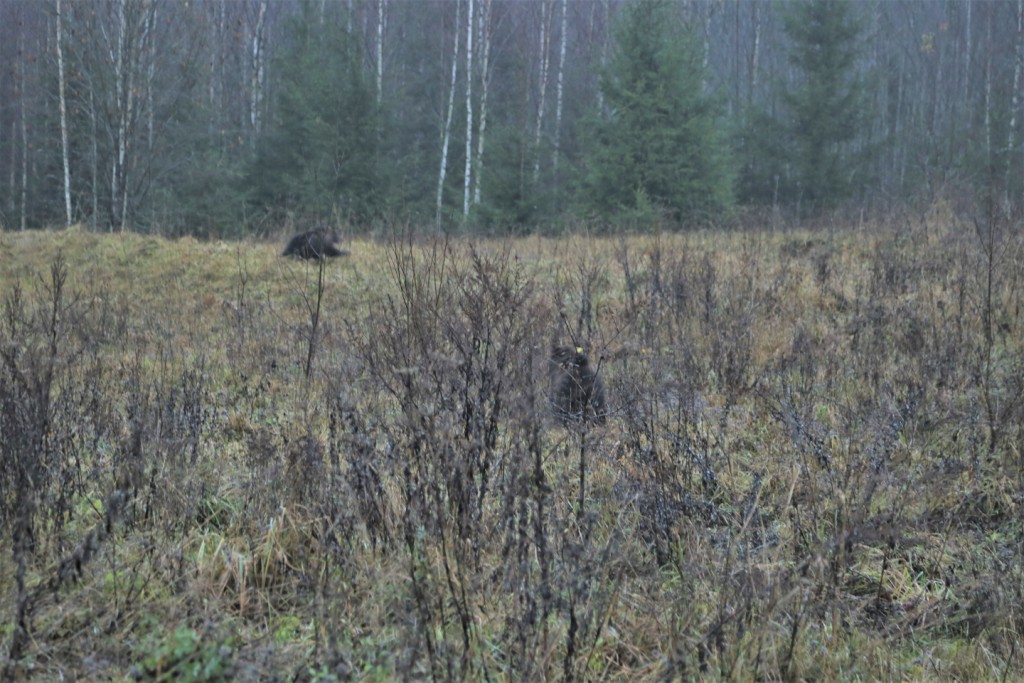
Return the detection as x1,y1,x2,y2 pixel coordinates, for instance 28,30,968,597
1008,0,1023,201
19,47,27,232
964,0,972,102
552,0,567,178
110,0,153,231
597,0,609,114
377,0,386,105
463,0,474,217
985,8,992,166
701,2,712,91
56,0,73,227
111,0,151,229
1,119,6,228
436,0,462,231
209,1,219,109
7,120,14,228
120,7,141,232
749,1,760,105
146,3,156,153
250,0,268,141
473,0,492,205
894,57,905,188
532,0,554,184
90,89,99,229
111,0,125,230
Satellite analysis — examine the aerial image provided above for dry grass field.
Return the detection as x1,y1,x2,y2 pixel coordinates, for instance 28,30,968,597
1,206,1023,681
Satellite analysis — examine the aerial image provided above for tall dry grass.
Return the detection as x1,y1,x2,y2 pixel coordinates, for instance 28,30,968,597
1,204,1022,680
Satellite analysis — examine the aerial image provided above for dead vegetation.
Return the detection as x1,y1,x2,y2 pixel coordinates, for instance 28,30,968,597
1,205,1023,681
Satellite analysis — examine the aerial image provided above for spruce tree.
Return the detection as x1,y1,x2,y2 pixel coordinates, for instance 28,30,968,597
782,0,869,209
579,0,733,226
248,4,379,223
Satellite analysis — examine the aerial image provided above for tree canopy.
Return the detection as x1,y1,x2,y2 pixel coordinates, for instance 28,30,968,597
2,0,1023,234
248,4,380,225
580,0,733,225
781,0,871,208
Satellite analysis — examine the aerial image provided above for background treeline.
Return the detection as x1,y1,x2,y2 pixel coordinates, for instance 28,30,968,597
1,0,1022,236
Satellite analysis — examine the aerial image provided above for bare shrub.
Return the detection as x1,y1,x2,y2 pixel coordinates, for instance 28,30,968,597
5,211,1024,679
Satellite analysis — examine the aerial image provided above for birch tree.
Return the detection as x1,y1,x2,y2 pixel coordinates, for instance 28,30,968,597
964,0,973,103
985,6,993,166
1008,0,1023,202
249,0,268,143
19,29,27,231
697,1,715,90
472,0,492,206
376,0,387,105
436,0,462,230
595,0,612,114
7,114,13,229
107,0,157,231
145,3,157,154
208,0,223,113
532,0,554,184
110,0,129,229
463,0,474,217
552,0,568,183
60,0,207,231
748,1,761,106
56,0,72,227
89,90,99,228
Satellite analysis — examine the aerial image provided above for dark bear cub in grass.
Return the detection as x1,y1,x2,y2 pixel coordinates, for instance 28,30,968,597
282,228,349,260
550,345,607,426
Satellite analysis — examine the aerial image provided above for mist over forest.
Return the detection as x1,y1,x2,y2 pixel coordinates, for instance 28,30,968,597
1,0,1020,235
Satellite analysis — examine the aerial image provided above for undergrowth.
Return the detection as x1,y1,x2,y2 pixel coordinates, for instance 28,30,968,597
1,204,1023,681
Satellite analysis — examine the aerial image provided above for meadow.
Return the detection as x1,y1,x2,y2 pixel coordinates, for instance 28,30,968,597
1,205,1023,681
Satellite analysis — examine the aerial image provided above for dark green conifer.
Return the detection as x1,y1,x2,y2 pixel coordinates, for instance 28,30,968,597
580,0,733,224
